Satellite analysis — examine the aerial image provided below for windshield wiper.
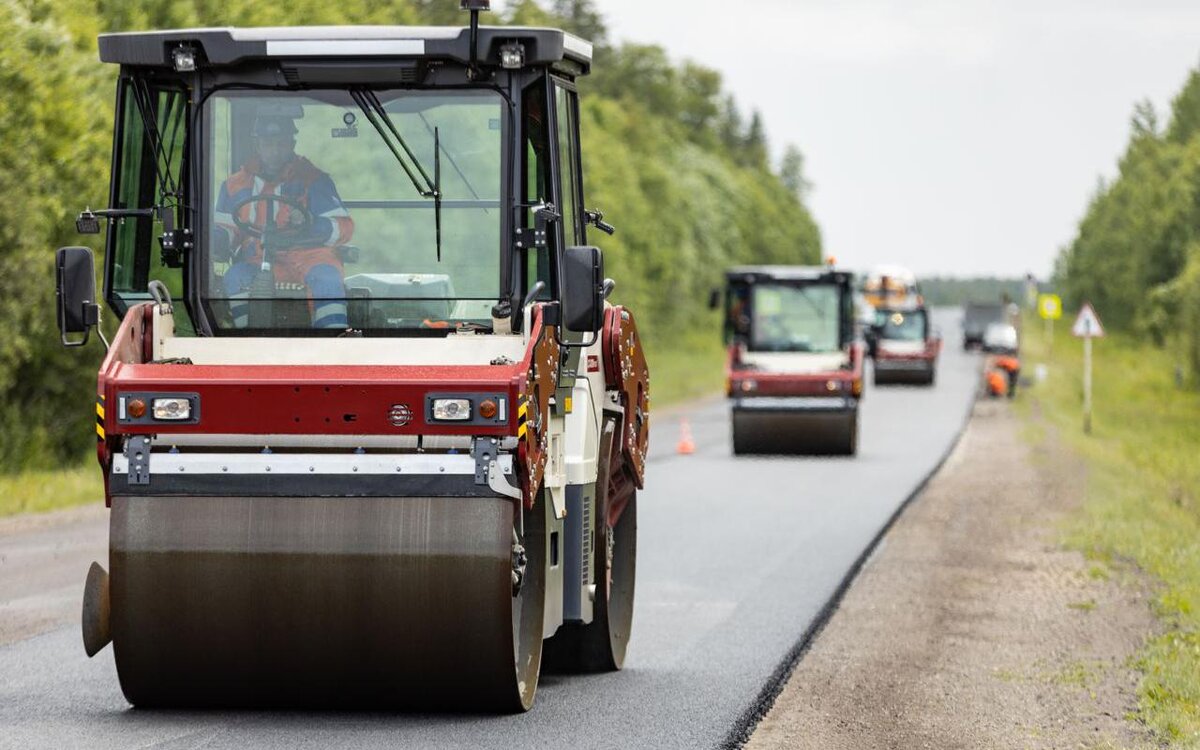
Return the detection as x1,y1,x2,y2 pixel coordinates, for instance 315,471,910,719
350,88,443,261
417,112,485,211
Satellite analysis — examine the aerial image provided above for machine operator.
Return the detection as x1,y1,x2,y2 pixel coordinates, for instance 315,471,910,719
213,114,355,329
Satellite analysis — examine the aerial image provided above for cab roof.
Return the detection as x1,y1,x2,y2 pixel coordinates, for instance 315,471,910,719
725,265,851,285
98,25,593,73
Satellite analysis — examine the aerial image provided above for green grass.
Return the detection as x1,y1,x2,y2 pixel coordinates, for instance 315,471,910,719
1019,312,1200,747
0,462,103,517
643,329,726,408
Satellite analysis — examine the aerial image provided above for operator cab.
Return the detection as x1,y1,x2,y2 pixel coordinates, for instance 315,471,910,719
716,265,856,369
872,305,930,343
57,15,611,345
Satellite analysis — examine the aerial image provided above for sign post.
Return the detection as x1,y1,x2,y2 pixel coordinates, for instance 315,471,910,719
1039,293,1062,352
1071,302,1105,434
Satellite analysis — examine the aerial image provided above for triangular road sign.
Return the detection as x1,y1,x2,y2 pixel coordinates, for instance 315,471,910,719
1072,303,1105,338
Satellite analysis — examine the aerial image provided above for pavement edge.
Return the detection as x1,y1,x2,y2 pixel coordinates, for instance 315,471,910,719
719,380,979,749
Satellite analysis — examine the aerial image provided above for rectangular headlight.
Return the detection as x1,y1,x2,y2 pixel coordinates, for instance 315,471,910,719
431,398,471,421
152,397,192,421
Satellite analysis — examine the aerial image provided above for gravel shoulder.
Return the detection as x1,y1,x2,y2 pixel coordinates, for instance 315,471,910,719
746,398,1159,750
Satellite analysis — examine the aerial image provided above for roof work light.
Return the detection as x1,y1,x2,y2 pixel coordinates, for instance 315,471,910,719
171,46,196,72
499,43,525,69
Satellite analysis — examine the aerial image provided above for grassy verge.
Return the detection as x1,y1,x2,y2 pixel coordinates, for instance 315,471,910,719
0,461,103,517
644,328,726,408
1018,312,1200,746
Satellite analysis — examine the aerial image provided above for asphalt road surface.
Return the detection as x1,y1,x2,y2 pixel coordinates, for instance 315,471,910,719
0,309,978,750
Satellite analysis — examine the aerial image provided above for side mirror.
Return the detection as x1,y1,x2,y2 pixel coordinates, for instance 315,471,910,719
708,288,721,310
56,247,99,347
561,245,604,338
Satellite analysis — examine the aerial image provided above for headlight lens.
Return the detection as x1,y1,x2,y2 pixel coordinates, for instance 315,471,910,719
152,397,191,421
431,398,471,421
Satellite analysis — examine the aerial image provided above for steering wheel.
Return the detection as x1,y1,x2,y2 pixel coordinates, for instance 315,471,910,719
230,193,315,247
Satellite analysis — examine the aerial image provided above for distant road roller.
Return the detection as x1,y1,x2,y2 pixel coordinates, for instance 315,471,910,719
867,303,942,386
714,265,863,455
55,6,649,712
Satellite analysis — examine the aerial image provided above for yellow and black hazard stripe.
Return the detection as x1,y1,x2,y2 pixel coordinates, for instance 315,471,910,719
96,396,105,441
516,398,528,438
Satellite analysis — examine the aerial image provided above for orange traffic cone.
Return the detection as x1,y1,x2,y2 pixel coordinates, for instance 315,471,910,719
676,418,696,455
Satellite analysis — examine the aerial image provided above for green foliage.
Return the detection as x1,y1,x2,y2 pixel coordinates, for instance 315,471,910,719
779,145,812,202
0,0,111,469
1056,63,1200,379
0,0,820,474
1167,69,1200,145
920,276,1026,307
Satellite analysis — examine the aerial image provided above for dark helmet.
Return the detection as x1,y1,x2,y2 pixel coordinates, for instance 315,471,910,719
252,115,298,138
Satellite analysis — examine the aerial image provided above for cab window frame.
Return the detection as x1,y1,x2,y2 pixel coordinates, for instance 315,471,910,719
102,74,194,331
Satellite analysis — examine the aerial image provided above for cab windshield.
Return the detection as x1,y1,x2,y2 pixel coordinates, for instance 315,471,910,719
749,283,841,353
202,88,503,333
877,309,928,341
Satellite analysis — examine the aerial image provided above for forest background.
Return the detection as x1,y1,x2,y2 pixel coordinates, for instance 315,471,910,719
1055,64,1200,381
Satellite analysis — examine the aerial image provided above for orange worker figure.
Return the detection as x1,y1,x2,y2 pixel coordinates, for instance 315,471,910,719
986,369,1008,398
994,355,1020,399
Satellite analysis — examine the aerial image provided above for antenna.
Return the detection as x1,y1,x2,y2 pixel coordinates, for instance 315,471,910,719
461,0,490,79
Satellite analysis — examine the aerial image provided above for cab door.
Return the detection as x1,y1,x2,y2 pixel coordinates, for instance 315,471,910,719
550,80,585,253
104,77,193,331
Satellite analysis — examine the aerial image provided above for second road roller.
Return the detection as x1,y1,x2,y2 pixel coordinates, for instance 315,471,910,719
867,303,943,386
55,3,650,712
714,264,864,456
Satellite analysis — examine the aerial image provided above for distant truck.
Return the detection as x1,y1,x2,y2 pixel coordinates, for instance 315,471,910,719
868,304,941,386
714,265,863,455
962,302,1006,350
862,265,920,310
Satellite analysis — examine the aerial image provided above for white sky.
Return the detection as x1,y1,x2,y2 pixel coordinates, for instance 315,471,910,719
510,1,1200,278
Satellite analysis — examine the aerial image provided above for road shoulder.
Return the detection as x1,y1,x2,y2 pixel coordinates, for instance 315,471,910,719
746,399,1158,749
0,503,106,646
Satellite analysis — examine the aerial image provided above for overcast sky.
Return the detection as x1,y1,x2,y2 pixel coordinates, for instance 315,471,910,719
518,1,1200,279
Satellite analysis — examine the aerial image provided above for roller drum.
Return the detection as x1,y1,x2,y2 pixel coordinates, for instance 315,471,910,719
109,494,542,710
732,407,857,456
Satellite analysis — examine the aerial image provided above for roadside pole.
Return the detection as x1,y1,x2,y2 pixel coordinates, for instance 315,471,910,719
1083,335,1092,433
1072,303,1105,435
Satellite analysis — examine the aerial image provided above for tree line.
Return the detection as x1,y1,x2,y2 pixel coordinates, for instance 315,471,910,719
0,0,821,470
1055,61,1200,377
919,277,1027,307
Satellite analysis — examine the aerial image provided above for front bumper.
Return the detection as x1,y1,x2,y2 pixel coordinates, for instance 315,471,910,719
732,395,857,413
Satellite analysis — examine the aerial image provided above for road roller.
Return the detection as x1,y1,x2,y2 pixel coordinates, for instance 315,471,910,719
713,264,863,456
867,303,942,386
54,5,649,711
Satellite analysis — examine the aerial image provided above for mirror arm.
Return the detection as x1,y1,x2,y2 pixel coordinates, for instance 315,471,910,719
59,302,99,348
584,209,615,236
554,316,600,350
